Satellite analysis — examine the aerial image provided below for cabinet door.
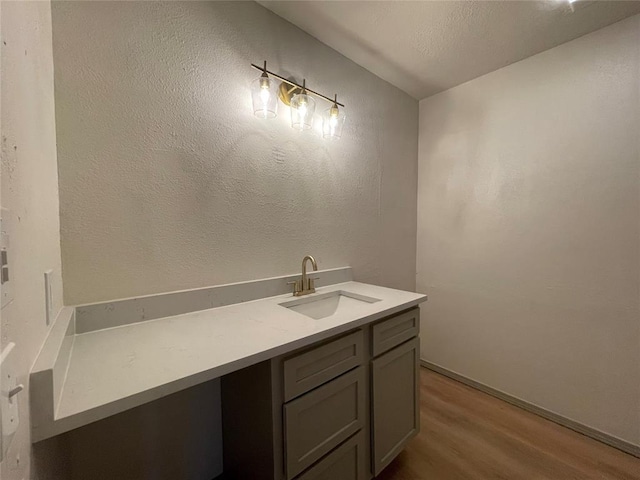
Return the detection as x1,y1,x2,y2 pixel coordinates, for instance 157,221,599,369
371,337,419,476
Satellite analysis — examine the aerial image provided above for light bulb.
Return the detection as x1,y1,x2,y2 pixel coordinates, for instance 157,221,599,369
322,102,345,140
260,86,270,104
290,93,315,131
329,107,338,128
260,77,271,109
298,102,307,118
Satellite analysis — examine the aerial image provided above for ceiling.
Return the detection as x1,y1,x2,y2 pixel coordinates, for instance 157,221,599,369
259,1,640,100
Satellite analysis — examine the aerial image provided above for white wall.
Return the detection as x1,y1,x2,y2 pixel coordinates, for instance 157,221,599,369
0,1,67,479
50,2,418,478
418,15,639,447
52,0,418,306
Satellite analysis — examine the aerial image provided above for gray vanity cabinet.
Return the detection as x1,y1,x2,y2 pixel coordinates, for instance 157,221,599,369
221,307,420,480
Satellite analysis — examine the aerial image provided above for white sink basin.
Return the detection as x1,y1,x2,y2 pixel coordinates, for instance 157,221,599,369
279,290,381,320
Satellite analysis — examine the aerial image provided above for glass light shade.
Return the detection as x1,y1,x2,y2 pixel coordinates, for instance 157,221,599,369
322,104,346,140
251,75,278,119
290,93,316,131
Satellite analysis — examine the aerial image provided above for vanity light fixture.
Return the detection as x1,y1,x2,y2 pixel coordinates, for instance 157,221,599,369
250,61,346,138
251,61,279,119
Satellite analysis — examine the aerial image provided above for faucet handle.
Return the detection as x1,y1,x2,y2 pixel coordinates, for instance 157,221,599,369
308,276,320,291
287,280,301,294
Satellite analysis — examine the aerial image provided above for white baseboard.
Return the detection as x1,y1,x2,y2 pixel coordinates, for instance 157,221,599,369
420,359,640,459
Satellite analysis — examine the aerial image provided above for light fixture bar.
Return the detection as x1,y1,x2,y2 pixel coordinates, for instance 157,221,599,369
251,63,345,108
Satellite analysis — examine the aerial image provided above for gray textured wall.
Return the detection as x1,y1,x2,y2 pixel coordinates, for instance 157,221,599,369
51,2,418,478
0,1,66,479
52,1,418,306
418,15,640,447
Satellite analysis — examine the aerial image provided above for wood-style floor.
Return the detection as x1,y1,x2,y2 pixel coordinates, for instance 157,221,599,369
377,368,640,480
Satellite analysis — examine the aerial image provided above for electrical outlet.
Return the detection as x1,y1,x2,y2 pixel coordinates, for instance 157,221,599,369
44,270,54,326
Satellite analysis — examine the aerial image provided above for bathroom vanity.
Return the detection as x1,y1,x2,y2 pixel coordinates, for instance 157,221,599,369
30,266,426,479
222,307,420,480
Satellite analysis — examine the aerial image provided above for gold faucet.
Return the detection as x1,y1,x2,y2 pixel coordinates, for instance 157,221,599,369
288,255,319,296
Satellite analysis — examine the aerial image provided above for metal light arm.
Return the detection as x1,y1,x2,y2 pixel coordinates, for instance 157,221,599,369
251,62,345,108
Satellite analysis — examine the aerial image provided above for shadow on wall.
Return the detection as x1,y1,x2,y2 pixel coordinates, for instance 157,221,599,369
419,91,487,236
32,436,70,480
260,1,438,98
32,381,222,480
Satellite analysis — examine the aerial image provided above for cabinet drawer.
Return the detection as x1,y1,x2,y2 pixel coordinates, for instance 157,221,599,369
284,367,366,479
284,330,364,402
371,308,419,357
296,432,366,480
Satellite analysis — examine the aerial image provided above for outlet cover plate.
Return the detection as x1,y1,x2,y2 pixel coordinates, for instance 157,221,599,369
0,342,19,462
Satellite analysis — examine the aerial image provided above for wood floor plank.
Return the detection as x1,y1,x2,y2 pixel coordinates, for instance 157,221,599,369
376,368,640,480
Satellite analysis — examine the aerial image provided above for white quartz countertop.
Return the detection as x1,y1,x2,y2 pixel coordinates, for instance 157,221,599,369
33,280,426,440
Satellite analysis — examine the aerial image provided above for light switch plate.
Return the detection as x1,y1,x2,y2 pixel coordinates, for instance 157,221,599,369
0,343,20,462
1,208,13,310
44,270,53,326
